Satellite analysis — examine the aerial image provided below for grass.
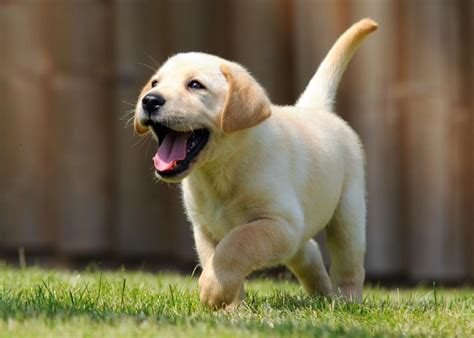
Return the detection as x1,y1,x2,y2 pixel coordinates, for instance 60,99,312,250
0,265,472,337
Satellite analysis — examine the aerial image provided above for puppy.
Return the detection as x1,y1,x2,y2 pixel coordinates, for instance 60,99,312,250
134,19,378,308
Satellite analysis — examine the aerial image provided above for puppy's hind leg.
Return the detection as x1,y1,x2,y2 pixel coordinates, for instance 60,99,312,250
285,239,332,296
326,179,366,302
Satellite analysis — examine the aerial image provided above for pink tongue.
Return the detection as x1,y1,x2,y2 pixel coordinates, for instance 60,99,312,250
153,131,191,171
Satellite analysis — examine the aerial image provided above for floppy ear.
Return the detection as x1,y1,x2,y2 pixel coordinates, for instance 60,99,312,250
219,64,271,133
133,81,153,135
134,117,149,135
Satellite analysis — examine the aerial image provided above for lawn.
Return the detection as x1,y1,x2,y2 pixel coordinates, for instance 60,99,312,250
0,265,472,337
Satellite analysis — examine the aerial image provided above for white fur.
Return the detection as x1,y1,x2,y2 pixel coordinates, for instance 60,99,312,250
134,19,378,308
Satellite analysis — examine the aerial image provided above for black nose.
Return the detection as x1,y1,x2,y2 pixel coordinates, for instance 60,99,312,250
142,94,166,115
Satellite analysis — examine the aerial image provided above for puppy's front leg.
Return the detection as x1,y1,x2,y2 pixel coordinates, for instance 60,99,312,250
194,225,246,305
199,218,297,308
193,225,217,269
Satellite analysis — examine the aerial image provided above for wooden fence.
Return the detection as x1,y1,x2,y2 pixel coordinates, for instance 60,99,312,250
0,0,472,283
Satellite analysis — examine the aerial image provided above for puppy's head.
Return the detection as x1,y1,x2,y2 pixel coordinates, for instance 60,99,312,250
134,52,271,182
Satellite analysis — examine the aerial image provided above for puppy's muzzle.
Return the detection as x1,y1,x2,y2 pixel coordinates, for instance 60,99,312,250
142,93,166,121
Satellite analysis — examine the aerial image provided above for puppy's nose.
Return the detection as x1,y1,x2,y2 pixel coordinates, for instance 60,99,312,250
142,94,166,115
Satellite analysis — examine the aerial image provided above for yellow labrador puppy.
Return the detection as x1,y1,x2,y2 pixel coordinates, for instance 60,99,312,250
134,19,377,308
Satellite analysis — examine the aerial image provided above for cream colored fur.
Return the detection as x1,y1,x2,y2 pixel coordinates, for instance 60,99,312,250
134,19,378,308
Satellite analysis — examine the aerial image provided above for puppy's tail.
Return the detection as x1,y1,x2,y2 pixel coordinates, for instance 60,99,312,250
296,18,378,111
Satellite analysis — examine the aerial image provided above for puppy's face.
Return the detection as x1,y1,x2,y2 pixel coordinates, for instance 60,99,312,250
134,52,271,182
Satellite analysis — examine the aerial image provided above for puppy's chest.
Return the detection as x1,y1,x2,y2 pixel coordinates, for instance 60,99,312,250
184,190,264,240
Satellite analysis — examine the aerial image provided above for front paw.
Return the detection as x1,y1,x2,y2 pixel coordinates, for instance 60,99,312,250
198,264,243,309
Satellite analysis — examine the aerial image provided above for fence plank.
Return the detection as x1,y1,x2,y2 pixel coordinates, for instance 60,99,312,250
45,0,115,253
0,2,55,249
399,0,466,280
114,1,201,260
293,0,344,103
231,0,295,104
457,0,474,280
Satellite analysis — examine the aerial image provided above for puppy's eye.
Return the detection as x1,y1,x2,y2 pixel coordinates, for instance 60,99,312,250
151,80,158,87
187,80,205,90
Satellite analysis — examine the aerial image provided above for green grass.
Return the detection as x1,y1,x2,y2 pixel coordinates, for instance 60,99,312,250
0,265,472,337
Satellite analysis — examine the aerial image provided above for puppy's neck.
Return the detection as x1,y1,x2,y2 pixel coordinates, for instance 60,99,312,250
186,127,262,197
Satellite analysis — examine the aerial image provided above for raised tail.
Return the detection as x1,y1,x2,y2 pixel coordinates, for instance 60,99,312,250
296,18,378,111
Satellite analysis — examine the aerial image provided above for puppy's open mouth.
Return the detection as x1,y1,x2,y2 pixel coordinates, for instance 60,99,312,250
150,123,210,177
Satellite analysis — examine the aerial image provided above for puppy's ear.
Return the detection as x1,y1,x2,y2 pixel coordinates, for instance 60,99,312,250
134,81,153,135
219,64,271,133
134,117,149,135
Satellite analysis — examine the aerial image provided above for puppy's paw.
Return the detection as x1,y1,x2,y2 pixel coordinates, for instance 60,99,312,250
198,263,243,309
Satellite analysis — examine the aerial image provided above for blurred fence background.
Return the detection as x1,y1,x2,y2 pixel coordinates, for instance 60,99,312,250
0,0,472,284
